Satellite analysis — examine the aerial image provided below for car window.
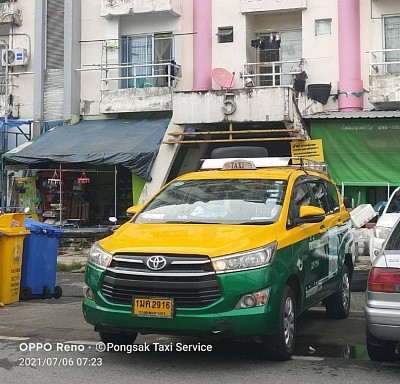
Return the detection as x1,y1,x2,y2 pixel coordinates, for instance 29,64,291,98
384,220,400,250
325,181,340,213
134,178,287,224
386,190,400,213
288,180,312,227
308,180,330,213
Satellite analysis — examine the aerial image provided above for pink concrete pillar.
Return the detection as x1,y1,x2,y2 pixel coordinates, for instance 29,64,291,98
193,0,212,90
337,0,363,111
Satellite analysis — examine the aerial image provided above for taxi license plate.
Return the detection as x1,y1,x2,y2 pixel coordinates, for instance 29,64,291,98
132,297,174,318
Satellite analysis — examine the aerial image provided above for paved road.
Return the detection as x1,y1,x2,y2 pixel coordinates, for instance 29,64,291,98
1,271,399,384
0,271,368,347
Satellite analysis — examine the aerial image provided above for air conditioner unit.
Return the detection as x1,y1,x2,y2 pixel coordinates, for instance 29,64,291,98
1,48,28,67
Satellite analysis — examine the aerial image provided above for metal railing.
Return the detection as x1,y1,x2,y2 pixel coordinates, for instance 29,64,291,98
369,48,400,76
242,60,303,88
99,61,181,91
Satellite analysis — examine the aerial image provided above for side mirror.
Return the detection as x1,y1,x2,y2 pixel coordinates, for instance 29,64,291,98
378,205,385,217
295,205,325,225
126,205,144,216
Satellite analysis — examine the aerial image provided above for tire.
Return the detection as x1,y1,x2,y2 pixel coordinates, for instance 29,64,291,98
366,326,397,362
351,270,368,292
42,286,51,299
99,331,138,347
20,286,32,301
261,285,296,361
325,264,351,319
54,286,63,299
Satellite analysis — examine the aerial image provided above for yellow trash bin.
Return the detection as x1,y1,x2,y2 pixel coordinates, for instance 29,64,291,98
0,213,30,305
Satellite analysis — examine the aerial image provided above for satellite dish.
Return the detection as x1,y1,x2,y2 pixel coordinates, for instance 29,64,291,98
212,68,235,89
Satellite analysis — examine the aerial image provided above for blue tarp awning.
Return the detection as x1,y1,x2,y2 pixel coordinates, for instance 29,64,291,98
4,117,170,181
0,118,32,132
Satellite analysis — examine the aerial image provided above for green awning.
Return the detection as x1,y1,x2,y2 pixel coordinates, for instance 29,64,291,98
311,119,400,186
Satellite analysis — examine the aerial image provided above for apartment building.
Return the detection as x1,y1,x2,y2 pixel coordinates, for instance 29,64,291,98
1,0,400,221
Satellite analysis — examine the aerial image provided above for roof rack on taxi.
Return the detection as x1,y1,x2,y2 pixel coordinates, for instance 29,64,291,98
291,157,329,174
200,157,329,174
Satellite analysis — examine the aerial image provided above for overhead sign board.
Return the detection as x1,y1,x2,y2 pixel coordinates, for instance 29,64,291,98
291,139,324,162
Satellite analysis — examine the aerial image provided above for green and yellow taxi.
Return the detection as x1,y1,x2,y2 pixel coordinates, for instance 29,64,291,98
82,155,354,360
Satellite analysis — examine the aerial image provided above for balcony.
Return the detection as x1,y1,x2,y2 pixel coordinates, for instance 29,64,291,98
101,0,181,17
0,2,22,26
369,48,400,110
241,0,307,13
99,61,181,114
242,60,303,87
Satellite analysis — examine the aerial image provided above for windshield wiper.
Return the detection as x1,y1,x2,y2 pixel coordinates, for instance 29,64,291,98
163,220,220,224
237,220,275,225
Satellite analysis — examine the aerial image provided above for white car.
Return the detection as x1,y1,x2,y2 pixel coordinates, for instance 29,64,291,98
370,187,400,262
365,217,400,361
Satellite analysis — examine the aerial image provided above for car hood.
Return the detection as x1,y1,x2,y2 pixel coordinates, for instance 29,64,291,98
376,213,400,229
99,222,278,258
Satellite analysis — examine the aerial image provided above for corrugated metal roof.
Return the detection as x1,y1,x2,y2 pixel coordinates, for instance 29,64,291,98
303,110,400,119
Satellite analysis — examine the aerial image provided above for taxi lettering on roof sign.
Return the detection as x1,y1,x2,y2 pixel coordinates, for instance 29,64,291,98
222,160,256,170
83,147,355,361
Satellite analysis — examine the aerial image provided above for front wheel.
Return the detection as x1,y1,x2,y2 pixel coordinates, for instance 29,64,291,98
325,264,351,319
261,285,296,361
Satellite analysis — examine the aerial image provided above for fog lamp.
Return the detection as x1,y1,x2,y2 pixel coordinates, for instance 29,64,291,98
83,285,94,300
235,288,270,309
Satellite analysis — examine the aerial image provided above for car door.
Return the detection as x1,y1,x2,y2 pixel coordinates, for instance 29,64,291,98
286,177,328,308
307,178,339,297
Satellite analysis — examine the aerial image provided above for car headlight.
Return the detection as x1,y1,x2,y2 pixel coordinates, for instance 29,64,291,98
373,226,391,240
212,243,277,274
88,242,113,269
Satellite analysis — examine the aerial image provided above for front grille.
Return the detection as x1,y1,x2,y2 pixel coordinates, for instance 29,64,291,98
101,254,221,308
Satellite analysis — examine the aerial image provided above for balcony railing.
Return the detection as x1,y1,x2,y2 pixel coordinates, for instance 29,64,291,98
98,61,181,91
241,0,307,13
101,0,181,17
369,48,400,76
242,60,303,88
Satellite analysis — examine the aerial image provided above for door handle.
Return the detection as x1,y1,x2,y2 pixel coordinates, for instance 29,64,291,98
319,225,326,234
336,218,345,226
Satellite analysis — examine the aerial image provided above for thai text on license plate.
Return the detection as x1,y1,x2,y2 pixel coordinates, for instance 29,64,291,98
132,297,174,318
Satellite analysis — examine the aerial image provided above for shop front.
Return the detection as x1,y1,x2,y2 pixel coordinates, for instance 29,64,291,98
2,117,170,227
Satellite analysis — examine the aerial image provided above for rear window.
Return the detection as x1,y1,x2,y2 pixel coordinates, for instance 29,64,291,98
134,179,287,224
384,219,400,250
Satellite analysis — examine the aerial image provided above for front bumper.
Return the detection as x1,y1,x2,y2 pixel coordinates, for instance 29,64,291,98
83,297,276,337
82,263,282,338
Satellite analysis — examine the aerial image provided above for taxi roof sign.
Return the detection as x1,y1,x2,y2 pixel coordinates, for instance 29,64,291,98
201,157,328,174
222,159,257,170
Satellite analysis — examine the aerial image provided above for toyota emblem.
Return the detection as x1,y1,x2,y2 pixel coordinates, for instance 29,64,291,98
146,256,167,271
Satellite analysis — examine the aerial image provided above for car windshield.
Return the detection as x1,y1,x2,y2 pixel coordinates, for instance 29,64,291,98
386,190,400,213
134,179,287,224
